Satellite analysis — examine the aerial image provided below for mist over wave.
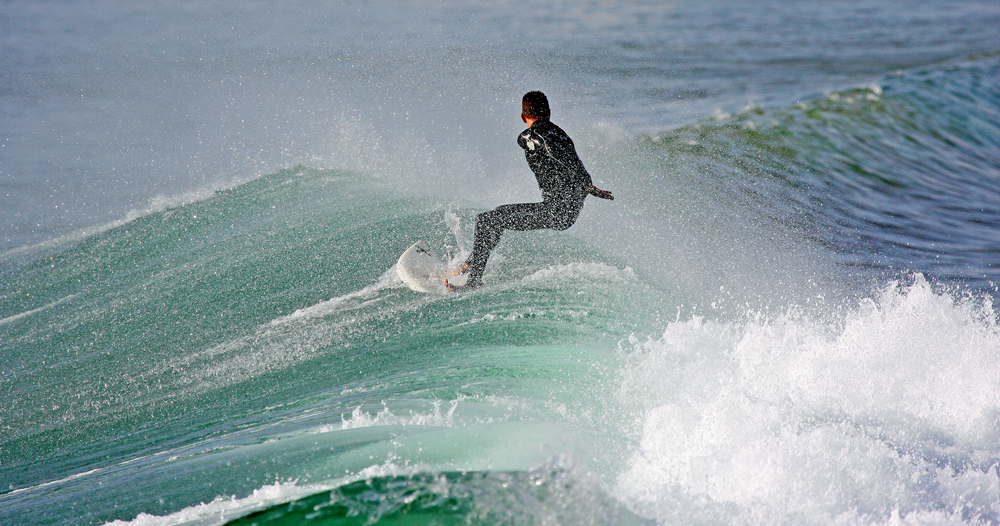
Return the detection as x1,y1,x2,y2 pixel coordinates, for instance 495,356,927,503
2,1,1000,525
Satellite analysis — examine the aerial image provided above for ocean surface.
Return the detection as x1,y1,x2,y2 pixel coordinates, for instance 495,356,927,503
2,1,999,525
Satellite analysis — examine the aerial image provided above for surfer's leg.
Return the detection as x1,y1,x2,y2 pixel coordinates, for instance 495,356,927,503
464,208,508,288
464,202,556,287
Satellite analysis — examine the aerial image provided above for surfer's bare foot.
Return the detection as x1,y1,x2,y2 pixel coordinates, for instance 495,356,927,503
443,263,469,278
444,278,478,293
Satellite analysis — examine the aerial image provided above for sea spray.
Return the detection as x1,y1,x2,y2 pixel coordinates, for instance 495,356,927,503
616,275,1000,524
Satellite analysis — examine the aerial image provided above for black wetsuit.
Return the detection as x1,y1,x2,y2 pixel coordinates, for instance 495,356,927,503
464,119,594,288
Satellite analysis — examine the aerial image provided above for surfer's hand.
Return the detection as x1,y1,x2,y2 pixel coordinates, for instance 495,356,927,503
587,185,614,200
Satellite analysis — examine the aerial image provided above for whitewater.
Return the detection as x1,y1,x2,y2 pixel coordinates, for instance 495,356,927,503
2,1,999,525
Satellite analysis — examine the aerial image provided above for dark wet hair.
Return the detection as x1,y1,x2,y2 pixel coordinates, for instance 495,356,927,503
522,91,551,119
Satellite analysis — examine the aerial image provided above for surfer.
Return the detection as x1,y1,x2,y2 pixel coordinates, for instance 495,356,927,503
447,91,614,291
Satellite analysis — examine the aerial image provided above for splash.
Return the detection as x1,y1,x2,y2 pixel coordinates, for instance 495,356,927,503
616,275,1000,524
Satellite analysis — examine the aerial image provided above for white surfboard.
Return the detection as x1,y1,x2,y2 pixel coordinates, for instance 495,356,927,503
396,240,450,293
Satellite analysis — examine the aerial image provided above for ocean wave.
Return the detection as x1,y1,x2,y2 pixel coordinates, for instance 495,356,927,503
643,56,1000,292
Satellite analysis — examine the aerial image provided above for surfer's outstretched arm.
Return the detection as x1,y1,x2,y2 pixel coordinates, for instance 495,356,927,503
586,184,614,200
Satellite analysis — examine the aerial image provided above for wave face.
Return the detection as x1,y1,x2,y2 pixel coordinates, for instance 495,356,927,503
0,167,668,525
2,2,1000,526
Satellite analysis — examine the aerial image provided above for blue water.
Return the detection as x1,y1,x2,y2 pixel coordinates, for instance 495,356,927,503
2,1,1000,525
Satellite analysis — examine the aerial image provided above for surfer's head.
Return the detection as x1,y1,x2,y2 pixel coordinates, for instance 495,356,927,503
521,91,550,122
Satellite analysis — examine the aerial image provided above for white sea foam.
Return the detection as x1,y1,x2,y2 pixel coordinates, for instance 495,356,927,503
102,480,328,526
615,275,1000,525
334,400,462,431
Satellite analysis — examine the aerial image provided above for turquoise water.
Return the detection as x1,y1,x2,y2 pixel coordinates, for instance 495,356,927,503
2,167,666,524
2,1,1000,525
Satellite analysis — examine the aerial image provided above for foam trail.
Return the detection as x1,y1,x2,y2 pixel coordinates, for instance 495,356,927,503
0,294,77,326
1,186,226,261
270,268,402,325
